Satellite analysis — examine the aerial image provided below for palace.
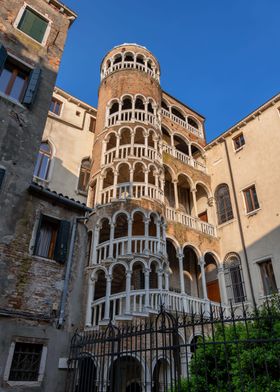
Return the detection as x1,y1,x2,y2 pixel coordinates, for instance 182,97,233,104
0,1,279,391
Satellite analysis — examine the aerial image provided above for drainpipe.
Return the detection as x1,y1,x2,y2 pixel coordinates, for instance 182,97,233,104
222,138,256,307
57,214,88,328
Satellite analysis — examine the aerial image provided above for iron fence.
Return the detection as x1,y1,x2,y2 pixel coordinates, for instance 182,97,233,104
66,298,280,392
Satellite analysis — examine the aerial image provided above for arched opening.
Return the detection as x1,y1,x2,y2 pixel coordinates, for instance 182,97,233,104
171,107,185,121
147,59,153,70
132,212,145,236
76,355,97,392
133,162,145,183
205,253,221,302
136,54,145,65
164,167,175,208
114,213,128,239
148,166,156,185
152,358,169,392
106,59,111,69
183,246,201,298
150,260,158,289
149,214,157,236
148,130,155,147
99,218,110,244
106,133,117,150
111,264,126,295
134,127,145,144
124,52,134,62
117,163,130,184
224,254,246,303
113,54,122,64
161,100,169,111
78,158,91,193
119,128,131,146
215,184,233,224
94,270,106,300
109,102,119,115
162,126,171,145
122,97,132,110
132,262,145,290
103,168,114,189
110,356,142,392
135,97,145,110
191,144,203,159
174,135,189,155
147,100,154,114
177,174,192,214
188,117,199,129
196,184,209,222
166,239,180,293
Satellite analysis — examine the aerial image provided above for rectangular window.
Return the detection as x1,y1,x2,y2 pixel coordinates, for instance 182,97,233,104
233,133,245,150
49,98,62,116
0,167,5,190
9,342,43,382
17,7,48,44
259,259,277,296
243,185,259,213
34,215,70,263
0,57,29,102
89,117,96,133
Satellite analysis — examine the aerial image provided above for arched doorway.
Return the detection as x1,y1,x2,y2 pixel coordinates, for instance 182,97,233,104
152,358,169,392
205,253,221,302
76,354,97,392
110,356,143,392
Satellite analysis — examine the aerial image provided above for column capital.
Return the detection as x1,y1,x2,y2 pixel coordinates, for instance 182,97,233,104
144,268,151,274
126,270,132,277
198,255,205,266
208,196,215,207
191,187,197,193
106,274,112,281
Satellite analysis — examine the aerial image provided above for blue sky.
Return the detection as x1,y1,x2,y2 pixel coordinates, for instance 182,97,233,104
58,0,280,142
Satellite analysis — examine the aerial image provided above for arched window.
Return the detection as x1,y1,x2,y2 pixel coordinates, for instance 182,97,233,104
224,254,246,303
215,184,233,224
78,158,91,192
188,117,199,129
34,142,52,180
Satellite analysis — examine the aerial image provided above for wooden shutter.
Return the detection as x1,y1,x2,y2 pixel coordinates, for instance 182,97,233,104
23,67,41,106
0,167,5,189
54,220,71,263
0,44,7,74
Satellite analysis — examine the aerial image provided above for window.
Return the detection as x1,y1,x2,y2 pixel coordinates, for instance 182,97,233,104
243,185,259,213
259,259,277,296
89,117,96,133
233,133,245,150
78,158,91,193
0,167,5,190
8,342,43,382
34,215,70,263
0,45,41,105
16,6,49,44
224,254,246,303
34,142,51,180
49,98,62,116
215,184,234,224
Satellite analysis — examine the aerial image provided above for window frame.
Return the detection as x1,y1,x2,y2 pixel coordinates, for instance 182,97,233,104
77,158,91,194
33,141,52,182
232,132,245,152
257,258,278,297
224,253,246,304
49,97,63,117
14,3,52,46
4,338,47,387
242,184,260,214
215,184,234,225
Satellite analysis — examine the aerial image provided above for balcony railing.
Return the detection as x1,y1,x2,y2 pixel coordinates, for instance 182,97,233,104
107,109,159,128
162,108,203,138
90,289,223,326
103,61,159,81
166,206,216,237
96,236,165,264
162,143,206,173
101,182,164,205
104,144,160,165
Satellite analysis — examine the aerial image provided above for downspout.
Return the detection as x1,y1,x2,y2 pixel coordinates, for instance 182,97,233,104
57,215,88,328
222,138,256,307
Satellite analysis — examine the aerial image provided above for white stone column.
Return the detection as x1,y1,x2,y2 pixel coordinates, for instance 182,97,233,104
90,225,100,265
113,170,118,199
144,217,149,254
156,219,161,254
127,218,132,254
162,223,167,256
130,130,135,156
115,135,120,159
95,175,103,204
188,143,192,157
178,253,185,294
158,269,163,290
144,169,149,197
144,268,150,310
199,256,208,300
191,188,198,217
129,168,134,197
117,100,122,124
173,180,179,210
131,98,136,121
217,265,227,304
125,270,132,314
109,223,115,259
104,274,112,320
101,140,107,165
85,275,96,327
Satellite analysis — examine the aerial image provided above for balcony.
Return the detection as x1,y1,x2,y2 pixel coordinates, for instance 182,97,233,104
107,109,158,128
162,142,206,173
162,108,203,138
104,144,160,165
90,289,223,326
166,206,216,237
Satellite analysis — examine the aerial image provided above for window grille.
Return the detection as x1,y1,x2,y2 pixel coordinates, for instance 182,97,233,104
9,342,43,382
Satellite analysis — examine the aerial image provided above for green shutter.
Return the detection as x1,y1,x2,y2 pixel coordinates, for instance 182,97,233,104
18,9,48,43
54,220,71,263
0,44,7,74
0,167,5,190
23,67,41,106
